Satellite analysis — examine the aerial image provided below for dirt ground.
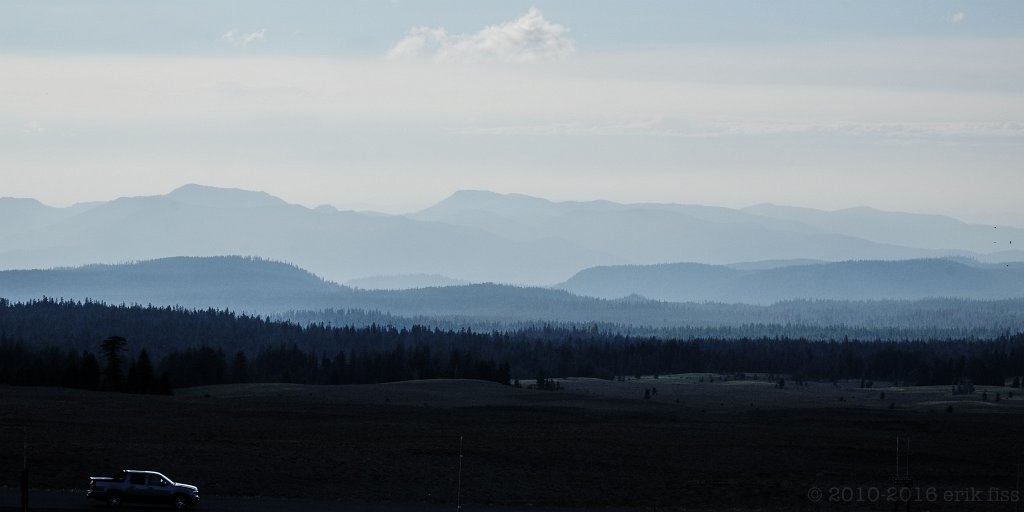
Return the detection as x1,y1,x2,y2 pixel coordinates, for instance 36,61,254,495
2,378,1023,511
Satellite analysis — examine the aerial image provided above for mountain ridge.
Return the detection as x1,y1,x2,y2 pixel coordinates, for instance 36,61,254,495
2,256,1023,339
557,258,1024,303
3,185,1023,286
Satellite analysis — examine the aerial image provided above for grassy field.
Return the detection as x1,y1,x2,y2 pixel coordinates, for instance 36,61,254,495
2,378,1023,511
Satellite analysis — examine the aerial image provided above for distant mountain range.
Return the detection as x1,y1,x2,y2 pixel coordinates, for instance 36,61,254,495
1,185,1022,286
557,259,1024,304
412,190,1024,268
2,256,1023,340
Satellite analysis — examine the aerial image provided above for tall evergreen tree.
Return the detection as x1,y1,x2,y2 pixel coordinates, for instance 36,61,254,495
100,336,127,391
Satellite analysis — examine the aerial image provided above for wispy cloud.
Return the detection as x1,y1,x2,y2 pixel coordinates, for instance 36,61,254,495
950,12,966,24
387,7,574,63
221,28,266,48
456,120,1024,140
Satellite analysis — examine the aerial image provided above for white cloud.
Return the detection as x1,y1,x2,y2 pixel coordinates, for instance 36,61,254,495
950,12,966,24
221,28,266,48
387,7,575,63
386,27,448,59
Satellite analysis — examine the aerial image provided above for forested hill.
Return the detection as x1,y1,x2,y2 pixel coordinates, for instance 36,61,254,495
557,259,1024,303
3,256,1024,339
0,256,353,313
0,256,629,317
1,298,1023,391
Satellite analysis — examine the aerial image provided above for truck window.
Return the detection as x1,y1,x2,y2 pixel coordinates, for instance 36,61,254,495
129,473,146,485
148,474,168,486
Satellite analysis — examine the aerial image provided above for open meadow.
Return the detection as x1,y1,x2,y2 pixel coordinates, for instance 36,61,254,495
2,377,1024,511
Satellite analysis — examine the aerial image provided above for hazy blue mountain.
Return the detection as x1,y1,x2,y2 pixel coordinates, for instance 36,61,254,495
413,190,817,242
411,190,971,266
0,256,351,313
743,203,1024,255
166,183,287,209
0,197,96,239
557,259,1024,304
0,256,660,322
0,185,610,285
0,256,611,318
2,256,1023,338
345,274,471,290
556,263,745,303
2,185,1018,286
725,259,825,271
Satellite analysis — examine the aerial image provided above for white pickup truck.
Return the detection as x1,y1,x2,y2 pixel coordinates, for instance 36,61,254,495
87,469,200,509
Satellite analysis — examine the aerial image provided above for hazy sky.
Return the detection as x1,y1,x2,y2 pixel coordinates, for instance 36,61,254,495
3,1,1023,224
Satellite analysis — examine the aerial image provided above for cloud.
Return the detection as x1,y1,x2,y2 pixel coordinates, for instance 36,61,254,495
386,27,448,59
387,7,575,63
221,28,266,48
4,38,1022,139
455,120,1024,139
950,12,966,24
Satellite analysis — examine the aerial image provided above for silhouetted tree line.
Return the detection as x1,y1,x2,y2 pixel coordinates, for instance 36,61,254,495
1,298,1022,390
0,335,172,394
284,297,1024,341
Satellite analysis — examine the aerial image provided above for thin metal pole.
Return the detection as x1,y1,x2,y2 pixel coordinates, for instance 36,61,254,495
1016,450,1021,512
909,438,917,477
896,436,900,475
456,436,463,511
21,427,28,512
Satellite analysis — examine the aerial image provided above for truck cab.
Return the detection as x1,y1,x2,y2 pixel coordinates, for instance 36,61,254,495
87,470,199,509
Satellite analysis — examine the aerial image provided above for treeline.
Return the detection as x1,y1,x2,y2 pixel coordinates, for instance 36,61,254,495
1,298,1024,390
0,337,172,394
0,333,511,391
282,297,1024,341
158,341,510,388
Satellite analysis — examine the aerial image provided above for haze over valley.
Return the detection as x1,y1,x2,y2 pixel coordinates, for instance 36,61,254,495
4,4,1024,511
3,185,1024,339
2,184,1022,289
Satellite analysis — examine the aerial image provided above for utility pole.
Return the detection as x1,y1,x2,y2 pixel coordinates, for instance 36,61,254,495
456,436,464,512
1016,449,1021,512
892,436,913,512
21,427,28,512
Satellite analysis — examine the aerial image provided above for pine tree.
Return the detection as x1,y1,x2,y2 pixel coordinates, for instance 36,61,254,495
100,336,127,391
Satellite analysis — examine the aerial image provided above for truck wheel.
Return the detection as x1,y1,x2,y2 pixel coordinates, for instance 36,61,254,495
107,493,122,508
172,494,188,510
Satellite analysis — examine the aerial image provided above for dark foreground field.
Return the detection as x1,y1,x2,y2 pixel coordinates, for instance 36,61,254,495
2,379,1023,511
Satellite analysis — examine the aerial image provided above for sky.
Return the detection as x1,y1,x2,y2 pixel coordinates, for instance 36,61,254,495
2,1,1023,225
